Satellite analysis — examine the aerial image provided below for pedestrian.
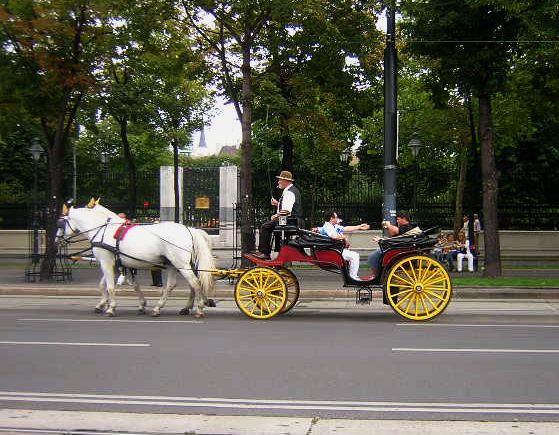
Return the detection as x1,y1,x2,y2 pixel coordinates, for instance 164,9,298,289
473,213,482,253
456,232,475,272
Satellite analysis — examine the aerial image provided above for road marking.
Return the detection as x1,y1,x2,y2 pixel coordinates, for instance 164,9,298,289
1,391,559,415
397,323,559,328
393,348,559,353
18,318,203,324
0,341,150,347
0,429,150,435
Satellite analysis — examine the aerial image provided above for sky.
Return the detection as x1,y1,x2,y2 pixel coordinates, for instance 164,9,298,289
191,97,241,156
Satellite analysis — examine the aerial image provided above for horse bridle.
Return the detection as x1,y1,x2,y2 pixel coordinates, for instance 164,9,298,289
56,216,106,245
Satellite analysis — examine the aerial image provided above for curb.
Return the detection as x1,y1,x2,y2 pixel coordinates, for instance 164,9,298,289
1,286,559,300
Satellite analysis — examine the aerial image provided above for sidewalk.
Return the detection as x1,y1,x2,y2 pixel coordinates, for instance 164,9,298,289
1,252,558,299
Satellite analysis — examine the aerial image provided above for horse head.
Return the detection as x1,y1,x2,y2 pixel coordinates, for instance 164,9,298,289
55,205,109,244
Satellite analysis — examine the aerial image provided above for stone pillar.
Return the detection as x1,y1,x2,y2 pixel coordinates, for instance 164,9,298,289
160,166,183,222
219,165,238,247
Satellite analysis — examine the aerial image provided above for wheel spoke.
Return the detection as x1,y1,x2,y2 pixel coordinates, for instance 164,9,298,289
423,292,438,310
389,286,413,298
395,290,414,308
391,273,414,287
419,293,431,315
424,289,446,301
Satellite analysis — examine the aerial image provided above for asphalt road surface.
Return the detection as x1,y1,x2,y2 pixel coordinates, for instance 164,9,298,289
1,295,559,425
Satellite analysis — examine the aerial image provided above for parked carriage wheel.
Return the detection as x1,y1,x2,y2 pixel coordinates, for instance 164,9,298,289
385,255,452,321
234,267,287,319
276,267,300,314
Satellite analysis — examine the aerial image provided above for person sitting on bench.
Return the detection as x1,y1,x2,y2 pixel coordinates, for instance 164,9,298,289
314,211,369,281
252,170,303,260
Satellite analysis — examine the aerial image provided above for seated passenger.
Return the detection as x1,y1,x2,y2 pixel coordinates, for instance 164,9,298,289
365,210,417,280
316,211,369,281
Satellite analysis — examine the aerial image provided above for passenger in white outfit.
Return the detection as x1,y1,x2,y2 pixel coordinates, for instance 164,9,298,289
456,232,474,272
316,211,370,281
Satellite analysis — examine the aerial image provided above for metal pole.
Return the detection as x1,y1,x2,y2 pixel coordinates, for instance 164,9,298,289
72,144,77,200
383,2,398,226
413,160,418,212
32,169,40,265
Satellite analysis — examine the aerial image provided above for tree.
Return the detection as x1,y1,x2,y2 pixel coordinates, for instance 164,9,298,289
0,0,113,279
401,0,527,277
182,0,285,257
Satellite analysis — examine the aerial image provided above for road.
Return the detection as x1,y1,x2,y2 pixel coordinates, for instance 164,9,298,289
0,295,559,433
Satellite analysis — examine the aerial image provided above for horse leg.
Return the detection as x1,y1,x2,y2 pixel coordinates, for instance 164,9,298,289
177,268,205,318
181,287,195,315
99,260,117,316
152,267,177,317
94,276,109,313
132,274,147,314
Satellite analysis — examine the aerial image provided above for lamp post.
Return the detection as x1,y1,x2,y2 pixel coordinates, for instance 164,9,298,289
408,134,422,212
29,138,43,265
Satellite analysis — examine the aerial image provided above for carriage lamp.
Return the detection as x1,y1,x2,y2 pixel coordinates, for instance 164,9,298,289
29,138,43,161
28,138,44,265
408,134,422,158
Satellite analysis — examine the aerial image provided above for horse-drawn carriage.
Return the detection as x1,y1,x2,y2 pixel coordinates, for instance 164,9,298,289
214,220,452,321
58,202,451,321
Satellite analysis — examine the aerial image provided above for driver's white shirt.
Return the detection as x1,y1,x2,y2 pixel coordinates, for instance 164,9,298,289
278,184,295,214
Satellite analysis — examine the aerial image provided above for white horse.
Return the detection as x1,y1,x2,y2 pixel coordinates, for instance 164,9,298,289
86,201,216,315
56,205,215,317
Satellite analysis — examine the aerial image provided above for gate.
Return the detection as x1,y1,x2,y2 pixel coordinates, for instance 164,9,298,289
183,167,220,234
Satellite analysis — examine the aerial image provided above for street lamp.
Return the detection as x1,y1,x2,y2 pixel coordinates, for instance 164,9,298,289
408,134,422,212
29,138,43,265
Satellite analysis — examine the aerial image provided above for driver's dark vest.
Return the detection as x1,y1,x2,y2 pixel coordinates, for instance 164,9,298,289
287,184,303,218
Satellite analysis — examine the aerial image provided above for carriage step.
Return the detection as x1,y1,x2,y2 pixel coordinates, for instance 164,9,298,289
356,288,373,305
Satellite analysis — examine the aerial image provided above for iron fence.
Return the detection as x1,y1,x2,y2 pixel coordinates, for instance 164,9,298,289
1,166,558,231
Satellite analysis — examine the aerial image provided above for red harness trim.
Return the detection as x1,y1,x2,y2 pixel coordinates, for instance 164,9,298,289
113,221,137,241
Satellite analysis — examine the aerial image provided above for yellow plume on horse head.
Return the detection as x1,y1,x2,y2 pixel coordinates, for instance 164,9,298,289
62,203,69,216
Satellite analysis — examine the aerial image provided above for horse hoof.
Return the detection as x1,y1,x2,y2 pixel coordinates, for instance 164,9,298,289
151,310,161,317
137,308,146,315
194,312,204,319
179,308,190,315
94,307,103,313
105,311,115,317
206,299,217,307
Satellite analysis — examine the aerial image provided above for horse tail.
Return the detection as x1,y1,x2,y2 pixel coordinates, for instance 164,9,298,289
190,228,215,298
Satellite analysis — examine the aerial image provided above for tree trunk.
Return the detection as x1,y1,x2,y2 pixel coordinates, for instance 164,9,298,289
453,145,467,236
478,93,501,277
172,137,180,223
119,114,137,218
240,43,255,262
40,100,69,280
280,131,294,172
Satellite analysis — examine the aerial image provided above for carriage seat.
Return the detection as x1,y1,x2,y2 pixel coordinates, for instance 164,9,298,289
287,230,345,251
378,226,439,251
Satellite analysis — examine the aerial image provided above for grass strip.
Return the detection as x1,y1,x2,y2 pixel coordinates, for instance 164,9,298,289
452,277,559,287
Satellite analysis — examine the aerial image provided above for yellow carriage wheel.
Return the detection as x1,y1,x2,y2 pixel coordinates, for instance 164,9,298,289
385,255,452,321
235,267,287,319
276,267,300,314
